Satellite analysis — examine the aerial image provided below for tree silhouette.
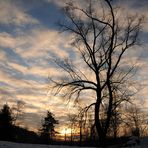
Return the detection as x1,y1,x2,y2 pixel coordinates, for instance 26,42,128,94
12,100,25,126
0,104,14,140
67,113,77,143
40,110,58,143
125,105,148,137
51,0,143,146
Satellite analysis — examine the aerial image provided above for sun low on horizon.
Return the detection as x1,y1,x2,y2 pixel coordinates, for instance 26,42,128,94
60,128,72,136
0,0,148,134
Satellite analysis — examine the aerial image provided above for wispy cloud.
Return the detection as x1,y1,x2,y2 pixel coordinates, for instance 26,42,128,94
0,0,147,131
0,0,39,26
0,13,73,131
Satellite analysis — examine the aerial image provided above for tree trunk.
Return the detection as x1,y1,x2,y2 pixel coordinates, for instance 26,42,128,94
71,126,73,144
79,125,82,145
95,99,106,147
104,81,113,136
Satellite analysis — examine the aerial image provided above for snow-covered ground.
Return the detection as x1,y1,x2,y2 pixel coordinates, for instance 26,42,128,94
0,137,148,148
0,141,92,148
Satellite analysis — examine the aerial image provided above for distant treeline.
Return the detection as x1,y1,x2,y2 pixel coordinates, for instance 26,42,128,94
0,102,147,147
0,103,58,144
0,103,39,143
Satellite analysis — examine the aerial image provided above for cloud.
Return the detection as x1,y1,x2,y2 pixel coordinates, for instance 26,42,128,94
0,0,80,131
46,0,67,7
0,0,147,131
0,28,71,60
18,28,70,59
0,29,73,130
23,112,42,131
0,0,39,26
0,33,16,48
116,0,148,32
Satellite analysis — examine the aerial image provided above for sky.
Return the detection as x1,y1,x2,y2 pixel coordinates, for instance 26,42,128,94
0,0,148,132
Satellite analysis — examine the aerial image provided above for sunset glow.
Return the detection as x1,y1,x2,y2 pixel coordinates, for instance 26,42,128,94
60,128,71,136
0,0,147,134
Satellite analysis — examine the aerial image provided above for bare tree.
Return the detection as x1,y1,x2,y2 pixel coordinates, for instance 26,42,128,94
50,0,143,146
12,100,25,125
77,107,85,145
108,106,122,139
125,105,148,137
107,89,126,139
77,106,94,144
67,113,77,143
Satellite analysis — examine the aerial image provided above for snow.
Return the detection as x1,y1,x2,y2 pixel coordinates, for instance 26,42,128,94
0,137,148,148
0,141,92,148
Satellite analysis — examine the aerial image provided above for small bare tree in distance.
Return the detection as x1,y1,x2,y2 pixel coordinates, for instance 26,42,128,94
50,0,143,146
125,105,148,137
67,113,77,143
